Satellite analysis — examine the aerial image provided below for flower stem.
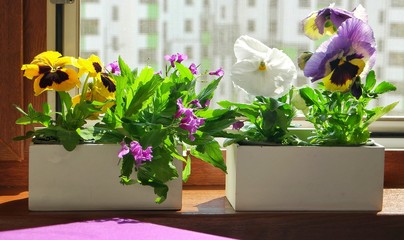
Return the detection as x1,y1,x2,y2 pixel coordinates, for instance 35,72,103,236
80,74,91,103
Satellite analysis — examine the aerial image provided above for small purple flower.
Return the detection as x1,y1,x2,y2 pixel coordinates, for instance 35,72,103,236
118,140,153,167
164,53,188,68
232,121,244,130
164,54,177,67
175,98,206,141
155,70,162,75
190,99,202,108
176,53,188,63
209,67,224,77
106,61,121,75
189,63,198,75
118,141,130,158
204,99,211,107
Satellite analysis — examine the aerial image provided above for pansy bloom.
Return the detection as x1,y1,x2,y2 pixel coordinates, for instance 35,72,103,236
302,4,367,40
21,51,80,96
303,18,376,97
78,55,117,100
231,35,296,98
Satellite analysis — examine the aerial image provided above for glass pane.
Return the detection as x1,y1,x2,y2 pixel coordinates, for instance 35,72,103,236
80,0,404,116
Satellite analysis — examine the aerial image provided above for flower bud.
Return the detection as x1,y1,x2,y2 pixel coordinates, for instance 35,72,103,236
297,52,313,70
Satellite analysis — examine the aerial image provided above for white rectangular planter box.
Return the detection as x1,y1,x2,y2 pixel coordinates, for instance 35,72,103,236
226,143,385,211
29,144,182,211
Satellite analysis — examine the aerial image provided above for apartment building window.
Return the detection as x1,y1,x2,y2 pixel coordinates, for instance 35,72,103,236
201,45,209,58
378,10,384,24
269,21,277,34
185,19,193,33
81,19,99,35
185,0,193,6
378,40,384,52
80,51,99,58
112,6,119,21
185,46,193,58
248,20,256,32
138,48,157,64
201,19,208,32
139,19,158,34
390,23,404,37
389,52,404,66
140,0,157,3
248,0,256,7
391,0,404,7
299,0,310,8
112,36,119,51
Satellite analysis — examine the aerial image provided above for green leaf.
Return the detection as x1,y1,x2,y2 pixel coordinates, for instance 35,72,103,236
374,81,397,94
197,109,237,134
364,70,376,91
56,128,81,151
125,70,162,117
13,131,36,141
120,154,134,183
182,155,191,182
299,87,318,107
364,101,399,127
196,77,221,103
175,62,193,81
57,91,73,110
190,141,226,173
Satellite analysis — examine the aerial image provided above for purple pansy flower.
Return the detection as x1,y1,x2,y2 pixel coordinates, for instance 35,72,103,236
303,18,376,97
209,67,224,77
302,4,367,40
106,61,121,75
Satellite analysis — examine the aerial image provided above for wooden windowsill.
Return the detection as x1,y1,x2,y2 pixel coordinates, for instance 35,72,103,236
1,186,404,239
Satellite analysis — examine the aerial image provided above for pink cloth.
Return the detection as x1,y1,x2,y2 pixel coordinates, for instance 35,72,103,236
0,218,234,240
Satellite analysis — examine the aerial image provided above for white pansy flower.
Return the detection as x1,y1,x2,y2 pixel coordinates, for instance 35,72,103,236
231,35,297,98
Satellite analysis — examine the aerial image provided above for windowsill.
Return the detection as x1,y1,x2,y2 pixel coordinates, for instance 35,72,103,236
1,186,404,239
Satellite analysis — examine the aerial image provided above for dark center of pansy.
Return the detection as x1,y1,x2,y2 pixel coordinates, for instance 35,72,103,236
38,65,52,74
39,70,69,88
93,62,102,73
101,74,116,92
329,60,359,86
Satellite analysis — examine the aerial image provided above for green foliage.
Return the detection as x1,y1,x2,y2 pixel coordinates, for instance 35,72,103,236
14,95,111,151
81,57,238,203
298,70,398,145
218,95,296,145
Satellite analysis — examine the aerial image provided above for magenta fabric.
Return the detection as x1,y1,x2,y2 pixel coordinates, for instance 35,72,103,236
0,218,234,240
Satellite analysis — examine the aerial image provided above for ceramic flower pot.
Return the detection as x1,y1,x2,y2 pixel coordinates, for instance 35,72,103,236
29,144,182,211
225,143,385,211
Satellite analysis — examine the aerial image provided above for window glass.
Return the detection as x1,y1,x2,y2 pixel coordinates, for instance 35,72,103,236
80,0,404,116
